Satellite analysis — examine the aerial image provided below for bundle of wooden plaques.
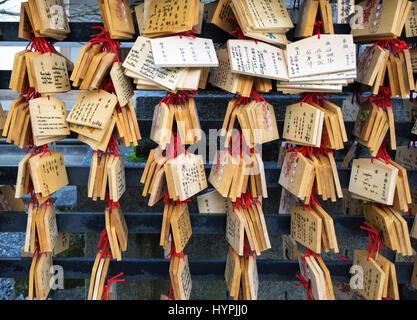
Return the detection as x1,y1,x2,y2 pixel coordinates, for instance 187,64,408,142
98,0,135,39
140,148,167,206
227,39,288,82
169,254,192,300
28,251,53,300
229,0,293,47
221,97,279,148
356,45,415,97
164,152,207,202
291,204,338,254
88,152,126,202
18,1,71,41
225,198,271,257
294,0,334,38
88,235,111,300
143,0,200,37
283,101,347,150
349,158,412,211
353,101,396,155
135,0,205,36
150,99,202,148
67,90,140,149
225,247,258,300
24,203,57,254
351,0,412,41
123,36,215,91
298,247,335,300
15,151,69,204
2,97,32,148
160,201,192,255
141,147,207,203
278,35,357,93
209,49,259,97
209,150,268,201
104,205,128,261
362,204,413,256
123,37,210,91
29,96,70,146
9,49,72,95
70,43,116,89
353,250,400,300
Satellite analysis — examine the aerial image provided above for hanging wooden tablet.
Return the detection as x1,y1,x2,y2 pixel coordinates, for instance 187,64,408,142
209,151,240,198
98,0,135,39
67,90,118,130
279,152,315,200
110,63,134,107
283,103,324,147
286,35,356,80
144,0,198,36
294,0,319,38
29,152,69,199
290,205,322,253
108,156,126,202
150,36,218,68
226,206,245,256
34,253,53,300
197,189,231,214
28,96,70,145
211,0,237,33
352,0,412,41
123,36,185,91
227,39,288,81
30,53,70,94
353,250,386,300
170,203,192,254
349,158,398,205
165,153,207,201
225,246,241,299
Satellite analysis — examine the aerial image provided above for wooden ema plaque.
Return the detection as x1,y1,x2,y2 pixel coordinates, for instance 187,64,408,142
110,63,134,107
66,90,118,129
225,246,241,299
227,39,288,81
286,35,356,79
208,151,240,198
31,53,70,94
197,189,231,214
351,0,411,40
150,36,218,68
353,250,386,300
122,36,184,91
283,102,324,147
166,153,207,201
279,151,315,200
170,203,192,254
349,158,398,205
144,0,198,35
291,205,322,253
29,152,69,198
226,206,245,256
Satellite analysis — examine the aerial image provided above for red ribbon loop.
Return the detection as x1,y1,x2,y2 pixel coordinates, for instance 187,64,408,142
102,272,125,300
363,85,392,110
89,26,121,64
373,39,409,55
296,273,312,300
360,221,383,261
300,92,331,107
313,21,322,39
